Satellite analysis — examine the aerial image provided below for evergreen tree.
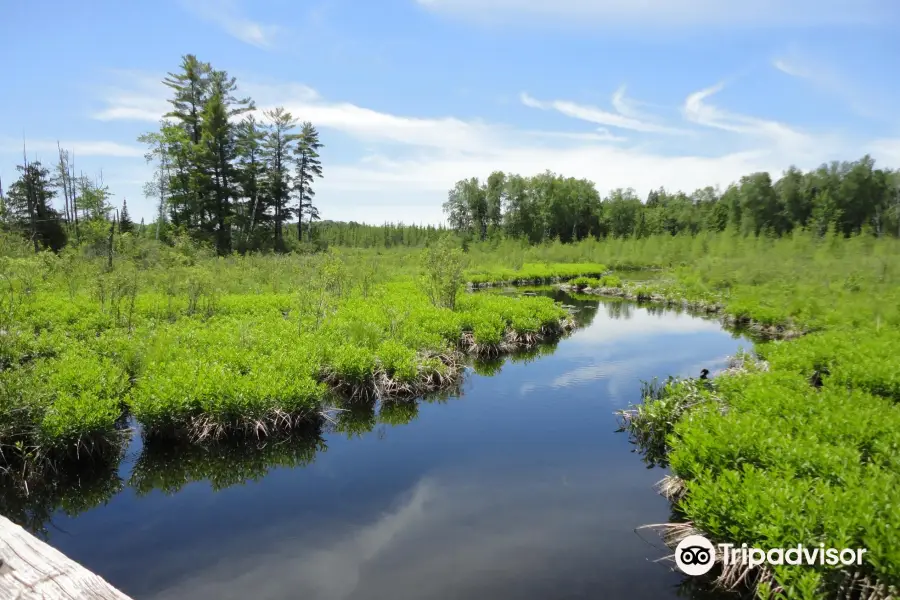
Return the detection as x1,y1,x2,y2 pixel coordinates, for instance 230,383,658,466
261,107,298,251
163,55,212,145
294,122,323,242
5,162,67,251
235,114,268,249
119,199,134,233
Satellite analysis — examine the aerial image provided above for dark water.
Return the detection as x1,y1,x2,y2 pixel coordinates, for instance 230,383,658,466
8,293,752,600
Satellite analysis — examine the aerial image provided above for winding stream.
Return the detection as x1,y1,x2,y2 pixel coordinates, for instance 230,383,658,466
5,291,752,600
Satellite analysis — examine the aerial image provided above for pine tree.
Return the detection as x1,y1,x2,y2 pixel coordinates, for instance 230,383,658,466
261,107,298,251
163,55,212,145
119,199,134,233
235,114,268,249
294,122,323,242
6,162,67,251
195,70,254,255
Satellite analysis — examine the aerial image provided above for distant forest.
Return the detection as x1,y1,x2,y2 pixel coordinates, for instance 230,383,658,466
438,157,900,243
291,155,900,248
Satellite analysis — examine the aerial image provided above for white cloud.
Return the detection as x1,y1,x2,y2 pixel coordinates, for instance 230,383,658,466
520,92,688,135
682,82,822,153
181,0,280,48
773,58,808,79
773,55,894,122
611,85,650,121
522,129,627,143
0,136,145,158
142,467,676,600
415,0,890,27
92,71,170,123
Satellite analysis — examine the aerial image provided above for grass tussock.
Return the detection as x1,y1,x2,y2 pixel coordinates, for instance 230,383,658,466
466,262,607,286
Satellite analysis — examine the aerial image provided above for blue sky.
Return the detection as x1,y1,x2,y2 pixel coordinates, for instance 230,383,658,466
3,0,900,224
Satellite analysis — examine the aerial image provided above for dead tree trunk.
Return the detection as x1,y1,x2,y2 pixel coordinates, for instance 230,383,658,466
107,209,117,271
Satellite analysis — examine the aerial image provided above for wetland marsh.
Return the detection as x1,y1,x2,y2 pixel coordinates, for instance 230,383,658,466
3,293,750,600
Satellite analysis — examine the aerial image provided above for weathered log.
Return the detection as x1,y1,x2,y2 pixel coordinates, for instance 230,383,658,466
0,515,132,599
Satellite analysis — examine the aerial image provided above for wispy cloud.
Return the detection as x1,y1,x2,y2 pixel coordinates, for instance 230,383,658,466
773,58,808,79
416,0,892,28
611,85,651,121
92,70,170,122
0,136,145,158
773,55,894,122
181,0,281,48
683,82,818,151
520,92,688,135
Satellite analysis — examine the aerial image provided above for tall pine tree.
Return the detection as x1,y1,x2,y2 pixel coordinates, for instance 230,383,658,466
261,107,298,251
235,114,268,249
295,122,323,242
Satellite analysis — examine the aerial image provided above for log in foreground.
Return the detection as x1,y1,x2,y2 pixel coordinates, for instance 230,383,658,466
0,515,132,600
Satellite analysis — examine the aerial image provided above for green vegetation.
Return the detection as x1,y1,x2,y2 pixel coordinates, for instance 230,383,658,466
2,343,570,538
0,234,584,476
569,274,623,290
466,262,607,285
612,232,900,599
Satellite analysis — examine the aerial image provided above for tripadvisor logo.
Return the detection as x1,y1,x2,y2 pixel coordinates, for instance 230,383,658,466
674,535,868,577
675,535,716,576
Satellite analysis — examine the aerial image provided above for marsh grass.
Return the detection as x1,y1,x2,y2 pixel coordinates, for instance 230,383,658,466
466,262,608,286
597,231,900,598
0,245,580,473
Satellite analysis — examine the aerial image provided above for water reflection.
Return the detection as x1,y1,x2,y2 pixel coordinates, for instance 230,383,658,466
334,398,378,439
0,458,124,539
378,398,419,427
146,468,683,600
129,426,327,496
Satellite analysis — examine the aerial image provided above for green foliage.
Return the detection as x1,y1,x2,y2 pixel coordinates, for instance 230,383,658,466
437,157,900,246
599,274,623,288
605,230,900,597
0,244,573,457
422,236,465,310
466,262,607,285
569,274,622,289
4,224,900,598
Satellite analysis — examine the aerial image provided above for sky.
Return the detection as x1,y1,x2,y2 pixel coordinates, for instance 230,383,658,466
2,0,900,225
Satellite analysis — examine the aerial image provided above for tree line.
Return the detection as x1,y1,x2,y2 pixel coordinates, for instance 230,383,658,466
0,54,325,255
442,157,900,242
309,221,451,248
